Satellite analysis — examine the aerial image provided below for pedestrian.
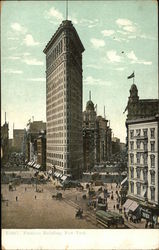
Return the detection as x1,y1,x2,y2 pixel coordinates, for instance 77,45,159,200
25,187,27,191
76,196,77,201
16,196,18,201
113,204,115,210
35,195,36,200
145,221,148,228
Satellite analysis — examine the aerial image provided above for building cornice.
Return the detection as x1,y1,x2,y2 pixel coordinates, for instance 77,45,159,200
126,115,159,125
43,20,85,54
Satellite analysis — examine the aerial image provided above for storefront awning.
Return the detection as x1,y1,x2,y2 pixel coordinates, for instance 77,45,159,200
129,201,139,212
36,164,41,169
123,199,134,210
48,170,52,175
30,161,35,167
121,177,128,186
61,175,67,181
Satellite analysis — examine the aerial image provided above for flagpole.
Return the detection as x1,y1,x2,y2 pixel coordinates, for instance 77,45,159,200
133,70,135,84
66,0,68,20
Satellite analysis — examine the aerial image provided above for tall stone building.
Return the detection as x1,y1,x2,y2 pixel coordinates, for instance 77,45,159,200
1,122,9,165
25,120,46,163
13,129,26,153
83,98,97,171
125,83,159,224
44,20,85,179
83,97,112,171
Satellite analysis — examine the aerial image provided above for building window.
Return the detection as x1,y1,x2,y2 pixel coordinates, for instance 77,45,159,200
151,172,155,185
136,183,141,195
150,128,155,139
130,168,134,178
130,130,134,139
143,153,148,165
151,188,155,201
143,142,148,151
150,142,155,152
136,141,140,149
130,141,134,150
136,129,141,137
143,129,148,137
150,155,155,167
136,153,140,164
130,154,134,164
136,168,141,179
130,182,134,193
143,170,148,182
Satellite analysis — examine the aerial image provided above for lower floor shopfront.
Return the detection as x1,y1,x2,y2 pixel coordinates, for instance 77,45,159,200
123,196,159,226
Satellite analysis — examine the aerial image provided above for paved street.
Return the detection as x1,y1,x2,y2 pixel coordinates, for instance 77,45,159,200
2,183,99,229
2,168,149,229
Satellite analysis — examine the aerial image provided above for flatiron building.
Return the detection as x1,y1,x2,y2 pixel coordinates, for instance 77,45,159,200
43,20,85,179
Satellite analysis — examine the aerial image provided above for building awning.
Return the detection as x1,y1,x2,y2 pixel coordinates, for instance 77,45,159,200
121,177,128,186
48,170,52,175
123,199,134,211
61,175,67,181
30,161,35,167
36,164,41,169
129,201,139,212
54,172,59,177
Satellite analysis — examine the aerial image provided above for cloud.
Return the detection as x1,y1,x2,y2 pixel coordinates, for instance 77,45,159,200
123,25,136,32
101,30,115,37
107,50,122,63
86,64,102,69
45,7,63,21
84,76,111,86
90,38,105,49
116,18,132,26
126,50,152,65
115,67,125,71
11,22,27,34
79,18,99,28
22,57,44,66
8,37,19,40
117,30,128,35
112,36,129,43
138,33,156,40
7,56,21,60
116,18,136,33
126,51,138,61
4,69,23,74
24,34,39,46
27,78,45,82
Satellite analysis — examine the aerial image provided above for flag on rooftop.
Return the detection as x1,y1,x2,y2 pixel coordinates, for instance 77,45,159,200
127,72,135,79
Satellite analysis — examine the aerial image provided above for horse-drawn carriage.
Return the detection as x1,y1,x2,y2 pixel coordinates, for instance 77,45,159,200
52,192,62,200
75,208,83,219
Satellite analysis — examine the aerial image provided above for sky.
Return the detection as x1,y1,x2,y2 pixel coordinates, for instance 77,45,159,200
1,0,158,142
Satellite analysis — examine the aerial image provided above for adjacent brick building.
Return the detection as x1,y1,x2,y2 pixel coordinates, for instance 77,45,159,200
125,83,159,224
